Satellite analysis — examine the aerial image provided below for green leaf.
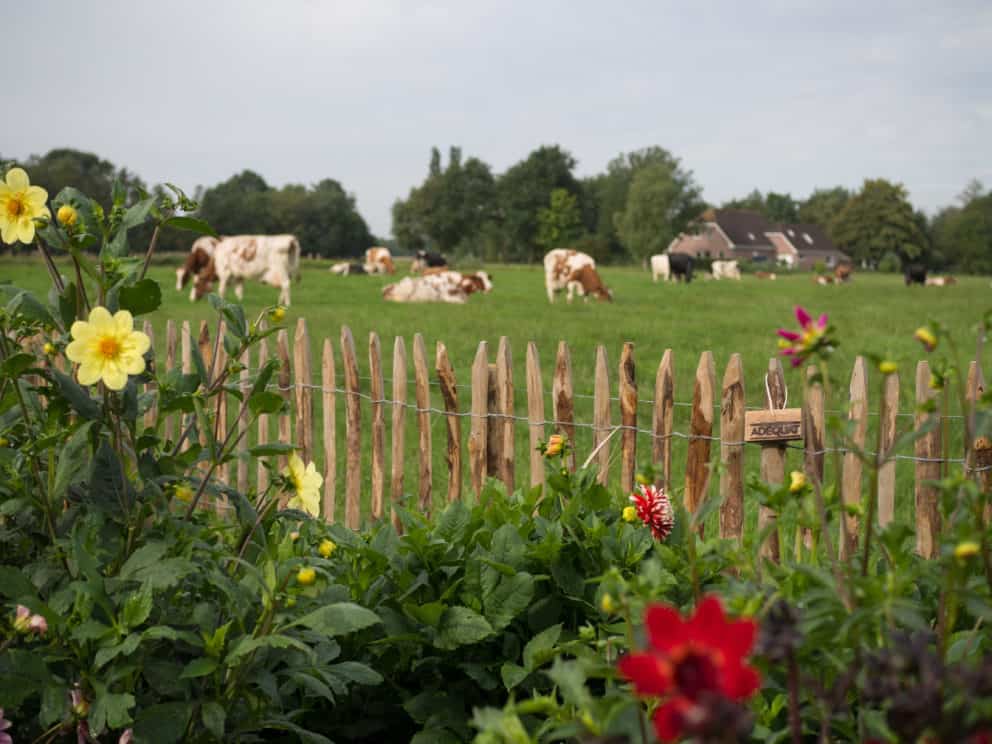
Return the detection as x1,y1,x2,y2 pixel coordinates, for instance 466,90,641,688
500,662,528,691
249,442,296,457
163,216,218,237
133,702,193,744
403,601,447,628
51,369,101,419
484,572,534,631
121,197,156,231
291,602,382,636
523,623,562,671
435,606,494,650
4,288,56,327
434,500,471,544
328,661,383,686
90,687,135,734
94,633,141,669
118,278,162,316
201,701,225,739
120,586,153,630
124,558,196,591
53,421,96,501
249,391,285,416
546,658,590,708
179,657,219,679
119,542,169,580
226,634,313,662
0,565,38,600
1,352,36,377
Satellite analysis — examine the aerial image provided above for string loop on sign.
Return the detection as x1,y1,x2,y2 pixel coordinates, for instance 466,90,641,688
764,373,787,410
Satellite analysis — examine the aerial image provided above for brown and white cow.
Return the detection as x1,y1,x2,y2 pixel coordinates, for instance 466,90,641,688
176,236,220,299
834,264,853,282
925,276,957,287
424,269,493,294
754,271,777,280
364,247,395,275
382,275,466,304
544,249,612,303
189,234,302,306
565,265,612,302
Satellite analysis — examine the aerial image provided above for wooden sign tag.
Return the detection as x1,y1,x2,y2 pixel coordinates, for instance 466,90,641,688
745,408,803,443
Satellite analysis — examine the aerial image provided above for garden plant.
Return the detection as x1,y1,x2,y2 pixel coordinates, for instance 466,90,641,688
1,169,992,743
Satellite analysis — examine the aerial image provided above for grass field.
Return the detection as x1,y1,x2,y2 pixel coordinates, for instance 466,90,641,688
5,255,989,536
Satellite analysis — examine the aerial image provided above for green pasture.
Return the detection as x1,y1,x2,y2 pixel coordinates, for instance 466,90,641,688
5,256,989,539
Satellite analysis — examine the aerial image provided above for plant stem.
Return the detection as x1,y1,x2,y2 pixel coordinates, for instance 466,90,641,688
138,225,161,281
787,648,802,744
34,238,64,294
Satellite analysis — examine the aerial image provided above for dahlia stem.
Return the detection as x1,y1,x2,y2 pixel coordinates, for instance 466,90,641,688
34,237,64,294
787,648,802,744
138,224,161,281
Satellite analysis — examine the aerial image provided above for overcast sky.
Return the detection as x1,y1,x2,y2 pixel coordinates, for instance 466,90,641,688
7,1,991,237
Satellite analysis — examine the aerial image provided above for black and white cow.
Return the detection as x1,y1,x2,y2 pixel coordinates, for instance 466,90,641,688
411,249,448,273
669,253,694,283
904,264,927,286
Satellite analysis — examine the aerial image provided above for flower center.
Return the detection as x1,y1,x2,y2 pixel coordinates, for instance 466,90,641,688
6,197,27,219
98,336,121,360
673,647,721,699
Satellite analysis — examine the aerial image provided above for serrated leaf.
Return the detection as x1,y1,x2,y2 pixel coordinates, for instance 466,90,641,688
483,572,534,631
119,542,169,580
51,369,101,419
226,633,313,662
121,587,153,630
53,421,95,501
249,391,284,416
163,216,217,237
179,657,218,679
89,687,135,734
500,662,528,691
201,701,225,739
328,661,383,686
119,278,162,316
133,701,192,744
0,565,37,600
290,602,382,636
523,623,562,671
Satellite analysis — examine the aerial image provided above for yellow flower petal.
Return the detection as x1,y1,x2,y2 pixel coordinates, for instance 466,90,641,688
88,306,113,328
25,186,48,207
102,362,128,391
5,168,29,190
1,220,19,244
77,361,103,386
114,310,135,336
16,220,36,244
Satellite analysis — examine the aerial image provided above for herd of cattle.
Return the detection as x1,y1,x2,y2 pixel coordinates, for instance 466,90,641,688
175,237,960,307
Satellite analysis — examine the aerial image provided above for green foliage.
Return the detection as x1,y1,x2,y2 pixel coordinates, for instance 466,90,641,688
535,189,583,251
932,181,992,274
797,185,852,234
832,178,929,265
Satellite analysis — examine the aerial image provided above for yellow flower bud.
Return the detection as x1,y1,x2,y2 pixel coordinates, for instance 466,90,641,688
57,204,78,227
622,506,637,523
914,327,937,352
789,470,807,494
318,539,337,558
544,434,564,457
270,306,286,323
173,483,194,503
635,472,651,486
878,360,897,375
285,596,297,608
929,373,943,391
954,541,981,560
290,531,300,542
0,437,8,447
600,593,618,614
43,342,56,355
297,566,316,586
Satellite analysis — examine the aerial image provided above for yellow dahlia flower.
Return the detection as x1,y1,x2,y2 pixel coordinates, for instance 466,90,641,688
0,168,50,245
318,539,337,558
65,307,151,391
57,204,78,227
297,566,316,586
622,505,637,523
284,453,323,516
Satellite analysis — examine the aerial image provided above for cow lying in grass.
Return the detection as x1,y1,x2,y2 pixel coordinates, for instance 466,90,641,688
383,270,493,304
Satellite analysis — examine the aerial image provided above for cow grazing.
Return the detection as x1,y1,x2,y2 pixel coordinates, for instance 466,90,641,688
544,249,606,302
925,276,956,287
411,249,448,273
711,260,741,280
834,264,853,283
668,253,694,283
364,247,395,275
650,254,670,282
754,271,777,280
190,234,302,306
566,265,612,302
905,264,927,286
814,275,835,285
176,236,219,298
330,262,367,276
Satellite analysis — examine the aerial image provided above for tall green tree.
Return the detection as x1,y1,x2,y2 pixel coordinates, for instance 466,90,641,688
614,163,689,263
932,181,992,273
496,145,582,262
831,179,927,265
536,188,584,250
798,187,852,233
722,189,799,223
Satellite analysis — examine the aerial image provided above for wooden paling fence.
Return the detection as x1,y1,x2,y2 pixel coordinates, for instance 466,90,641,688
130,318,989,562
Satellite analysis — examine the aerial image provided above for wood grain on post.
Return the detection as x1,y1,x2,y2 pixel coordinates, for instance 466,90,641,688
719,354,745,541
181,321,192,451
915,361,942,557
293,319,314,463
877,370,900,527
653,349,674,491
321,338,336,522
341,326,361,529
197,321,213,507
214,322,228,487
368,332,385,522
237,348,250,493
470,342,489,499
436,342,461,503
553,341,576,471
256,338,270,492
966,361,985,470
142,320,157,431
496,337,515,494
619,342,637,495
593,346,611,486
276,330,292,477
840,356,868,560
164,320,177,443
391,337,407,531
966,362,990,523
802,365,825,549
684,351,716,531
525,342,545,489
758,358,786,562
486,364,501,478
413,334,432,511
198,320,212,380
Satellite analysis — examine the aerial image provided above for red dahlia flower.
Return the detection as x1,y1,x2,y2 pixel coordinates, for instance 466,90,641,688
777,305,830,367
629,483,675,540
618,596,760,742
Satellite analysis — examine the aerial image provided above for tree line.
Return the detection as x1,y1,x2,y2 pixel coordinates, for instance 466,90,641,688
3,146,989,273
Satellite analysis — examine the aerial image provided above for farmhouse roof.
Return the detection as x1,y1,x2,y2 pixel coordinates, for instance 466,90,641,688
766,223,850,261
708,209,774,247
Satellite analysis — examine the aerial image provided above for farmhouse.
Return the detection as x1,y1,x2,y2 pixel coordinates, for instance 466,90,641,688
668,208,850,270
